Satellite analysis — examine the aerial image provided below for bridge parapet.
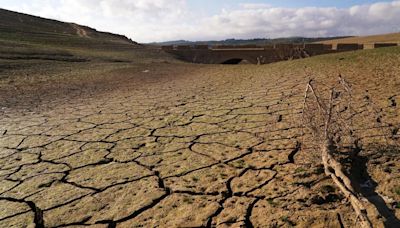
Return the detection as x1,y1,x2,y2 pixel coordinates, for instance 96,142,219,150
337,43,363,51
374,43,398,48
194,45,209,49
176,45,192,50
264,44,275,49
162,42,398,52
304,43,324,50
212,45,238,49
323,44,333,50
274,44,294,49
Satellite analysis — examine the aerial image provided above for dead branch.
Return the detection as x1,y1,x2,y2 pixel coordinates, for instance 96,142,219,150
302,76,373,228
322,140,372,228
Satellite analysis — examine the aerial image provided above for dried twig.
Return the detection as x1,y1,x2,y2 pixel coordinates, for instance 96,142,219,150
338,74,352,95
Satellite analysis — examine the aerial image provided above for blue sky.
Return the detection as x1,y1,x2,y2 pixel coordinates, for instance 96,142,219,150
1,0,400,42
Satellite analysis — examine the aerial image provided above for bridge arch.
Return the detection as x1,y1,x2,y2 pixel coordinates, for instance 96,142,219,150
221,58,245,64
219,56,257,64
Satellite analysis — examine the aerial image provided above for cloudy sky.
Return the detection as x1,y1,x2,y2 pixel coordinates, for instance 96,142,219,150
1,0,400,42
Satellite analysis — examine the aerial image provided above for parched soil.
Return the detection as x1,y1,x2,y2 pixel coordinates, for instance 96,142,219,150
1,48,400,227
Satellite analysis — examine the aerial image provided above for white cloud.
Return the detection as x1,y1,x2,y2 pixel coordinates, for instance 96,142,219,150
2,0,400,42
195,1,400,40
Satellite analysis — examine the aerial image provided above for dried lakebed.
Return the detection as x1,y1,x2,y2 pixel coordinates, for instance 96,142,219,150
1,55,400,227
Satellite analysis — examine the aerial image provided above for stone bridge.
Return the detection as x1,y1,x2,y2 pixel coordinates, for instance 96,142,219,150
162,43,398,65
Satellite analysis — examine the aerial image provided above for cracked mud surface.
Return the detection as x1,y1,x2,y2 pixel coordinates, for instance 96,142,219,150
1,48,400,227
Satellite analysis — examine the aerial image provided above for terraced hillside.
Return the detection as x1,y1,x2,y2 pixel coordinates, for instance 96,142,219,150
1,9,400,228
0,8,140,49
0,8,174,64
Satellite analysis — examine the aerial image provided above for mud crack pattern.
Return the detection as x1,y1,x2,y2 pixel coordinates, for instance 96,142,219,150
1,61,400,227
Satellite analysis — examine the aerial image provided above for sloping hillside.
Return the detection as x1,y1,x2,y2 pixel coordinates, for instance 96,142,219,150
0,8,175,63
319,32,400,46
0,8,138,49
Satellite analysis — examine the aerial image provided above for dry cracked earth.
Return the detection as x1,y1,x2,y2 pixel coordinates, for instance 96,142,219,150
1,51,400,228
